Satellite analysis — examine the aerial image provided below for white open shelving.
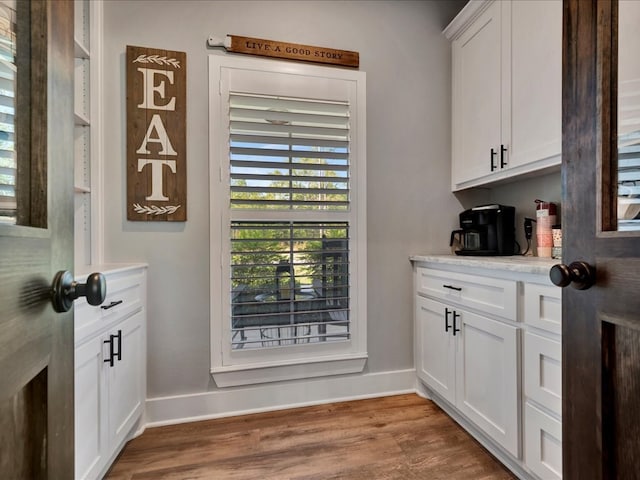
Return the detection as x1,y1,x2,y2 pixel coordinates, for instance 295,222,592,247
74,0,103,267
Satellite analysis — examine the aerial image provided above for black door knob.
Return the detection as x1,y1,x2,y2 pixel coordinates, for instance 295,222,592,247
549,261,596,290
51,270,107,313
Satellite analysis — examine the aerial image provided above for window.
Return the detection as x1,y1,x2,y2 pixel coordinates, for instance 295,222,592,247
209,56,367,386
231,221,350,349
0,2,15,223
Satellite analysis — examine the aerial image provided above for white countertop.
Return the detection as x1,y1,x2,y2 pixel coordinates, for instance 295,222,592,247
409,254,558,276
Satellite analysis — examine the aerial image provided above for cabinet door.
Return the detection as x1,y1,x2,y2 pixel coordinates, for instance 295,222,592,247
525,402,562,480
75,336,108,480
508,0,562,170
416,296,456,404
107,311,145,451
452,0,503,188
455,308,520,457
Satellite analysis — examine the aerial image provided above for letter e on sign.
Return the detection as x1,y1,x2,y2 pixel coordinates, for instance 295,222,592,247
126,45,187,221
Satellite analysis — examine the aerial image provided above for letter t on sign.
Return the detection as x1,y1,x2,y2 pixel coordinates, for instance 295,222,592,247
126,45,187,221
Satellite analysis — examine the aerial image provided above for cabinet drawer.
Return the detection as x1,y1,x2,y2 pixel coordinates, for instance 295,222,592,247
524,282,561,334
75,269,145,344
525,402,562,480
524,331,561,414
416,267,517,320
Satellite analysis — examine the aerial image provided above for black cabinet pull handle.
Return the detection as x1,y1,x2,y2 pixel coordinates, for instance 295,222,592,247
114,330,122,362
452,311,461,336
490,148,497,172
443,284,462,291
500,144,508,168
103,336,115,367
101,300,123,310
445,308,452,332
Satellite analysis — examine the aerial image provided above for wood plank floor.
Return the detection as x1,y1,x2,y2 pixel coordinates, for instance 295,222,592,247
106,394,516,480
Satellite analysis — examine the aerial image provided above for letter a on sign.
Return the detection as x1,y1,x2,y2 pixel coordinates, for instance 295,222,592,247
126,45,187,221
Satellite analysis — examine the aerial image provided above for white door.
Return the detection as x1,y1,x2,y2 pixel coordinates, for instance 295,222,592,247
416,297,456,404
508,0,562,169
108,312,144,450
455,308,520,456
452,0,503,186
75,336,108,480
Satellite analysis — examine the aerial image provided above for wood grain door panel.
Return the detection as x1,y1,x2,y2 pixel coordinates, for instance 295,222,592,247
0,1,75,478
562,1,640,478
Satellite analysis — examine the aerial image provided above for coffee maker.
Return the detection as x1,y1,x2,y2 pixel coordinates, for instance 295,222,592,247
450,204,516,256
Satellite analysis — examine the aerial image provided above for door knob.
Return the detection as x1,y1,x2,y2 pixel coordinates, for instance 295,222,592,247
51,270,106,313
549,261,596,290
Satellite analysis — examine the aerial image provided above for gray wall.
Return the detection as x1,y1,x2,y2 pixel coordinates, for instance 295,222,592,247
489,172,562,250
102,0,467,398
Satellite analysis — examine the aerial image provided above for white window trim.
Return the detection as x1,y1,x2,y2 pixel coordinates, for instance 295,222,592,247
209,54,367,387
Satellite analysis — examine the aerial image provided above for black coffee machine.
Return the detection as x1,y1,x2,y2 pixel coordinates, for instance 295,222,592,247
450,204,516,256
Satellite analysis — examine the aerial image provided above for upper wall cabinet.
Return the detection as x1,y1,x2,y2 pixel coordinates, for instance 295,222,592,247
445,0,562,191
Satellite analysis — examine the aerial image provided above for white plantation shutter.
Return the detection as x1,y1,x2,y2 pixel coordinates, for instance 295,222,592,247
0,4,15,219
210,56,366,383
227,92,353,349
229,93,350,210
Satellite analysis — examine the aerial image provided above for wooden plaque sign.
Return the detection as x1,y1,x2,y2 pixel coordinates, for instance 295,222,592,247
207,34,359,68
126,45,187,221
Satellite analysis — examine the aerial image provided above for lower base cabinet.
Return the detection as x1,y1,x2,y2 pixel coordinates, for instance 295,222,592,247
74,265,146,480
75,331,107,480
456,308,519,457
108,311,145,453
413,260,562,480
416,296,519,457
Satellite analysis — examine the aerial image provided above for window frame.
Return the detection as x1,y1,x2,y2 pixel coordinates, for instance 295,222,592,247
209,55,367,387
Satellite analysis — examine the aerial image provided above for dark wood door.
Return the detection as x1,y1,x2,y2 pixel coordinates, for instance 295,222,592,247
562,0,640,478
0,1,75,478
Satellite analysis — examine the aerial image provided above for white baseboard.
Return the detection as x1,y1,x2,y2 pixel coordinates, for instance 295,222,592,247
145,368,417,428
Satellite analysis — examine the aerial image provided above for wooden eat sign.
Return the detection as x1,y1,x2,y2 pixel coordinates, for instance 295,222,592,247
126,45,187,221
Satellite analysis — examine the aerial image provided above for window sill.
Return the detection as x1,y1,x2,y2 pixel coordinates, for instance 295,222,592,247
211,353,368,387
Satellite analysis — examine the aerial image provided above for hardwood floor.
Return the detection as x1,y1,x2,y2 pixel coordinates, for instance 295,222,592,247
106,394,516,480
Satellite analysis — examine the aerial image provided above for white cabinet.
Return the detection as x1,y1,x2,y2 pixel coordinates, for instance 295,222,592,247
413,257,562,479
416,296,456,403
75,332,107,480
450,0,504,187
107,311,145,452
523,282,562,480
525,403,562,480
456,307,519,456
415,267,520,457
509,0,562,171
446,0,562,191
75,265,147,480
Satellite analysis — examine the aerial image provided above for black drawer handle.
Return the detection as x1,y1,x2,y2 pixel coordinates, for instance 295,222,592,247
114,329,122,362
445,308,452,332
104,336,115,367
490,148,497,172
500,144,508,168
101,300,123,310
442,284,462,292
452,311,461,336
